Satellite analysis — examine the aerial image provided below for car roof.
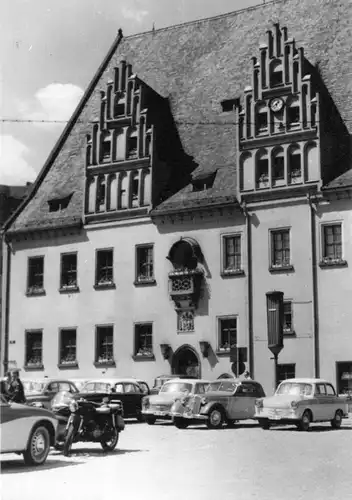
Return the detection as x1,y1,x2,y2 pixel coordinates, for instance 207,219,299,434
163,378,210,384
82,378,142,385
23,378,74,383
279,378,332,384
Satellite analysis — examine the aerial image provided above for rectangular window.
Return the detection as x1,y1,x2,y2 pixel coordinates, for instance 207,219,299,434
59,329,77,365
95,249,114,286
223,235,242,273
218,317,237,351
134,323,153,357
135,245,154,283
95,325,114,364
60,253,78,289
27,256,44,294
277,363,295,385
271,229,291,268
25,330,43,368
323,224,342,261
283,301,294,334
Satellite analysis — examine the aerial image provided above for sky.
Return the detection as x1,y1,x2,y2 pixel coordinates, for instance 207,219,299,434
0,0,262,186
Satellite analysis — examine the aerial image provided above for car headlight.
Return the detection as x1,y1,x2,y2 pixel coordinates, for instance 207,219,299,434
200,397,208,406
69,401,79,412
290,400,299,409
30,402,44,408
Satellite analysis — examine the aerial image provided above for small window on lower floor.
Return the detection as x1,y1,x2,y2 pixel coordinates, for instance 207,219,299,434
25,330,43,368
218,317,237,352
59,329,77,365
95,325,114,364
134,323,153,357
283,301,294,334
277,363,295,385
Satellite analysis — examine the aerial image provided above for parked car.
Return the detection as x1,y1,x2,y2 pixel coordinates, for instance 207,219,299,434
255,378,349,431
72,378,146,421
24,379,79,409
142,378,210,424
150,374,197,395
0,394,58,466
68,379,90,392
169,378,265,429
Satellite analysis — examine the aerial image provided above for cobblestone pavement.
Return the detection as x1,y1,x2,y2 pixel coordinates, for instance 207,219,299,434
1,418,352,500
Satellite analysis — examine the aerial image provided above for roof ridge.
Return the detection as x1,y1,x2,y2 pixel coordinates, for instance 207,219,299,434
124,0,283,39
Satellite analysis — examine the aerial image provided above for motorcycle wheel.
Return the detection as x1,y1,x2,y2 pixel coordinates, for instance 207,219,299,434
101,427,119,452
63,423,75,457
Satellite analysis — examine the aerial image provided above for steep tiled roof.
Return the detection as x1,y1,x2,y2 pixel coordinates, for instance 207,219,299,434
6,0,352,233
324,168,352,190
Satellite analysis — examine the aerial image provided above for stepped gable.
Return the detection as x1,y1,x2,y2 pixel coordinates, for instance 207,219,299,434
7,0,352,233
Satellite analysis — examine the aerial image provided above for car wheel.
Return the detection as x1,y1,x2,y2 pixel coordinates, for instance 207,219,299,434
23,425,50,466
299,410,311,432
206,407,224,429
258,419,271,430
146,416,156,425
174,417,189,429
331,410,343,429
101,428,119,451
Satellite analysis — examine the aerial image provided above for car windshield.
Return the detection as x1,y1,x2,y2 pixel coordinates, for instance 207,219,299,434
23,381,46,393
81,382,111,393
206,381,238,393
160,382,192,394
154,378,169,388
51,390,74,407
276,382,313,396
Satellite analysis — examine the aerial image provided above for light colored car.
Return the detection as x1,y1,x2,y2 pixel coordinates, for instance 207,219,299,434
255,378,349,431
0,394,58,465
170,378,265,429
23,378,79,409
142,378,210,425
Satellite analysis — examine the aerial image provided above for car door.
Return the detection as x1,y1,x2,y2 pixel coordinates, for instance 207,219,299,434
122,383,140,417
324,383,339,419
313,383,328,420
230,384,257,419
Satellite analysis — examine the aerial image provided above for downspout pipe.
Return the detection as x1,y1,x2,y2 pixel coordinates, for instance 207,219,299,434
307,193,320,378
0,232,11,376
242,201,254,378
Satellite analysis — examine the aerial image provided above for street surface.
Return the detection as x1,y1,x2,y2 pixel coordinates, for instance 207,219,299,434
1,419,352,500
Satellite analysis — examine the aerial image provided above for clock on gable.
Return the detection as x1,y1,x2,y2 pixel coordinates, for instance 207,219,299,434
270,97,284,113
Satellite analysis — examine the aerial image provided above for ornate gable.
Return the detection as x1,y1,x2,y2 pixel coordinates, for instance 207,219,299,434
237,24,321,201
84,58,162,223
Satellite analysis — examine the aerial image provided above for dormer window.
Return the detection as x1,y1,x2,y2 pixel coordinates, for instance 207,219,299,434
192,172,216,192
270,60,283,88
48,193,73,212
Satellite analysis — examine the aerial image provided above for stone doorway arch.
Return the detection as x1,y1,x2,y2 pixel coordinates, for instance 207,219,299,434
172,345,201,378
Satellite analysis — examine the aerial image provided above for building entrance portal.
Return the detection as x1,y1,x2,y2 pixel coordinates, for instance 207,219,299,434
172,345,200,378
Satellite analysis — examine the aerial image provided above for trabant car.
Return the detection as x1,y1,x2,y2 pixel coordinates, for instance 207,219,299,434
72,378,147,421
23,379,79,409
142,378,210,424
169,378,265,429
0,394,58,465
255,378,349,431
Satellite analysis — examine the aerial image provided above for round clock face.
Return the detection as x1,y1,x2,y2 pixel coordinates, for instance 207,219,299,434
270,98,284,113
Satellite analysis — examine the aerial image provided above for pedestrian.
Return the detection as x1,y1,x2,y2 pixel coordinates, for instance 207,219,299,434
243,370,252,380
7,369,26,404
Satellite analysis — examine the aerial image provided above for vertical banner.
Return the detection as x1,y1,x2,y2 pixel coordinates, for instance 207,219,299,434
266,291,284,356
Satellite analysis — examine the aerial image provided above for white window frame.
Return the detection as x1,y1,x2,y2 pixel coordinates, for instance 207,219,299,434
221,232,243,275
320,221,345,264
217,315,238,353
268,227,292,270
283,299,294,335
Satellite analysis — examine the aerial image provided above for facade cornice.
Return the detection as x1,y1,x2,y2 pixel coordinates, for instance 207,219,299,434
151,201,240,224
5,221,83,243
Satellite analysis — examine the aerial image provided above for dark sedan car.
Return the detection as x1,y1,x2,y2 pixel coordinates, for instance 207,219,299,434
72,378,146,421
24,379,79,409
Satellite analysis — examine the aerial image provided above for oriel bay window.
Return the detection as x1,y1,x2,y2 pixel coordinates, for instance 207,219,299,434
222,235,242,275
135,244,155,284
95,249,114,288
27,256,45,295
59,329,77,366
218,317,237,352
60,253,78,291
95,325,114,365
134,323,153,358
25,330,43,369
270,229,291,270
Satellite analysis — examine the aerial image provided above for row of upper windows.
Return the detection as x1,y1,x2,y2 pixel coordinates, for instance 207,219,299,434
25,223,347,296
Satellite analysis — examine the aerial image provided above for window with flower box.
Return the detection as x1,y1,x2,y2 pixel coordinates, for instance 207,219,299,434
217,317,237,353
134,323,154,359
95,325,114,365
25,330,43,369
60,253,78,291
59,329,77,367
270,229,292,271
320,223,346,267
222,235,243,276
135,244,155,285
27,256,45,295
95,249,115,288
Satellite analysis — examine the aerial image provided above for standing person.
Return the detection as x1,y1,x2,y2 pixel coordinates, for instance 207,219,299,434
8,369,26,404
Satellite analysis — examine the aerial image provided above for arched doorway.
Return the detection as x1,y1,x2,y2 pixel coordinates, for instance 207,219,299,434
172,345,201,378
